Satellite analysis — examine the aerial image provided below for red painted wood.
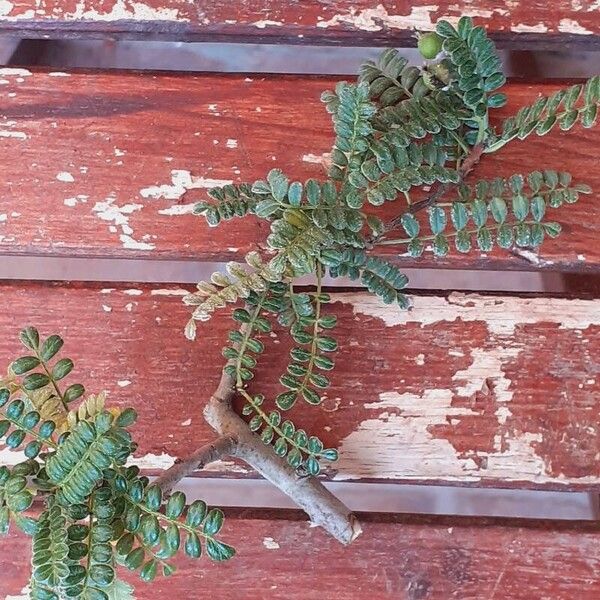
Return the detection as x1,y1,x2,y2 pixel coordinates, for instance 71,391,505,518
0,71,599,272
2,513,600,599
0,1,598,47
0,282,598,489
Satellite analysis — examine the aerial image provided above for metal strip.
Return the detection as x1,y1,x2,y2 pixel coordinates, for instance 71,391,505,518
156,477,599,521
8,41,600,78
0,256,569,293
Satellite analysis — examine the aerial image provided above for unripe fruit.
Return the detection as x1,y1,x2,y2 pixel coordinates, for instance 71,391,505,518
418,32,443,59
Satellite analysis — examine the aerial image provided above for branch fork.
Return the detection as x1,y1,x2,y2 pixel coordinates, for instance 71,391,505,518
155,365,361,545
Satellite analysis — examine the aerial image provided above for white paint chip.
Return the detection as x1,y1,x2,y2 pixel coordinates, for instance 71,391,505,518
0,130,27,140
0,67,31,76
63,195,89,207
558,18,593,34
140,169,233,201
157,203,196,216
302,152,331,167
6,585,31,600
61,2,185,22
150,288,188,296
92,196,155,251
317,4,439,32
117,380,132,388
511,22,549,33
56,171,75,183
253,19,283,28
336,292,600,336
262,537,280,549
128,452,177,470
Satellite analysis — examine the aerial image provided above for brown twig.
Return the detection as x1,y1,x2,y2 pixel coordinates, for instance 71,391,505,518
153,329,361,546
203,365,361,545
374,143,485,241
154,436,238,495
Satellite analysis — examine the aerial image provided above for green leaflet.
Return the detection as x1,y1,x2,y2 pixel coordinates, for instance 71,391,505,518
273,275,336,411
46,413,132,505
223,287,274,386
359,48,432,106
0,385,62,460
193,182,262,227
488,75,600,152
30,502,71,592
321,81,376,182
328,250,411,309
0,464,34,522
373,91,471,141
1,325,235,598
436,16,505,120
360,257,411,309
267,208,335,276
116,477,235,574
241,392,338,476
183,252,281,330
359,164,459,206
379,171,589,255
7,327,85,428
104,578,136,600
78,488,119,598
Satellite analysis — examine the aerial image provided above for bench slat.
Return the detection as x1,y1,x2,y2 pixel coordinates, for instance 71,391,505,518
0,70,599,272
0,282,598,490
2,514,600,599
0,2,599,47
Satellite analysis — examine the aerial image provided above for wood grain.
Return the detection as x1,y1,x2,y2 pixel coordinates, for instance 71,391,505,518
2,513,600,599
0,1,599,47
0,70,599,272
0,281,598,490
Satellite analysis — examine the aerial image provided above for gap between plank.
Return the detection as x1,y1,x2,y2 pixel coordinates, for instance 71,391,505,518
8,42,600,78
0,256,572,294
152,477,599,521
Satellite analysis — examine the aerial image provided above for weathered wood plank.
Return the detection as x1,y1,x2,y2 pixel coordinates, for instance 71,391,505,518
2,513,600,599
0,282,598,490
0,70,599,272
0,1,599,47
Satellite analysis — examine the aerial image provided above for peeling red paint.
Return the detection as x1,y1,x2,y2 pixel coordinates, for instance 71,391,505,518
2,515,600,599
0,73,598,271
0,282,598,489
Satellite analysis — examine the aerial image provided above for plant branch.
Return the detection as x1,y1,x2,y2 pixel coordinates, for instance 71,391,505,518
202,349,361,546
371,142,485,244
376,219,539,246
154,436,238,495
152,314,361,545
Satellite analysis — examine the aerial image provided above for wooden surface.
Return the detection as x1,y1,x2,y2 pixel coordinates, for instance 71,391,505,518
0,70,600,272
2,512,600,599
0,1,600,47
0,281,598,490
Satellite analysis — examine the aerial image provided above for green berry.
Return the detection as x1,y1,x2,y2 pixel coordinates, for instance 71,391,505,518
418,32,443,59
